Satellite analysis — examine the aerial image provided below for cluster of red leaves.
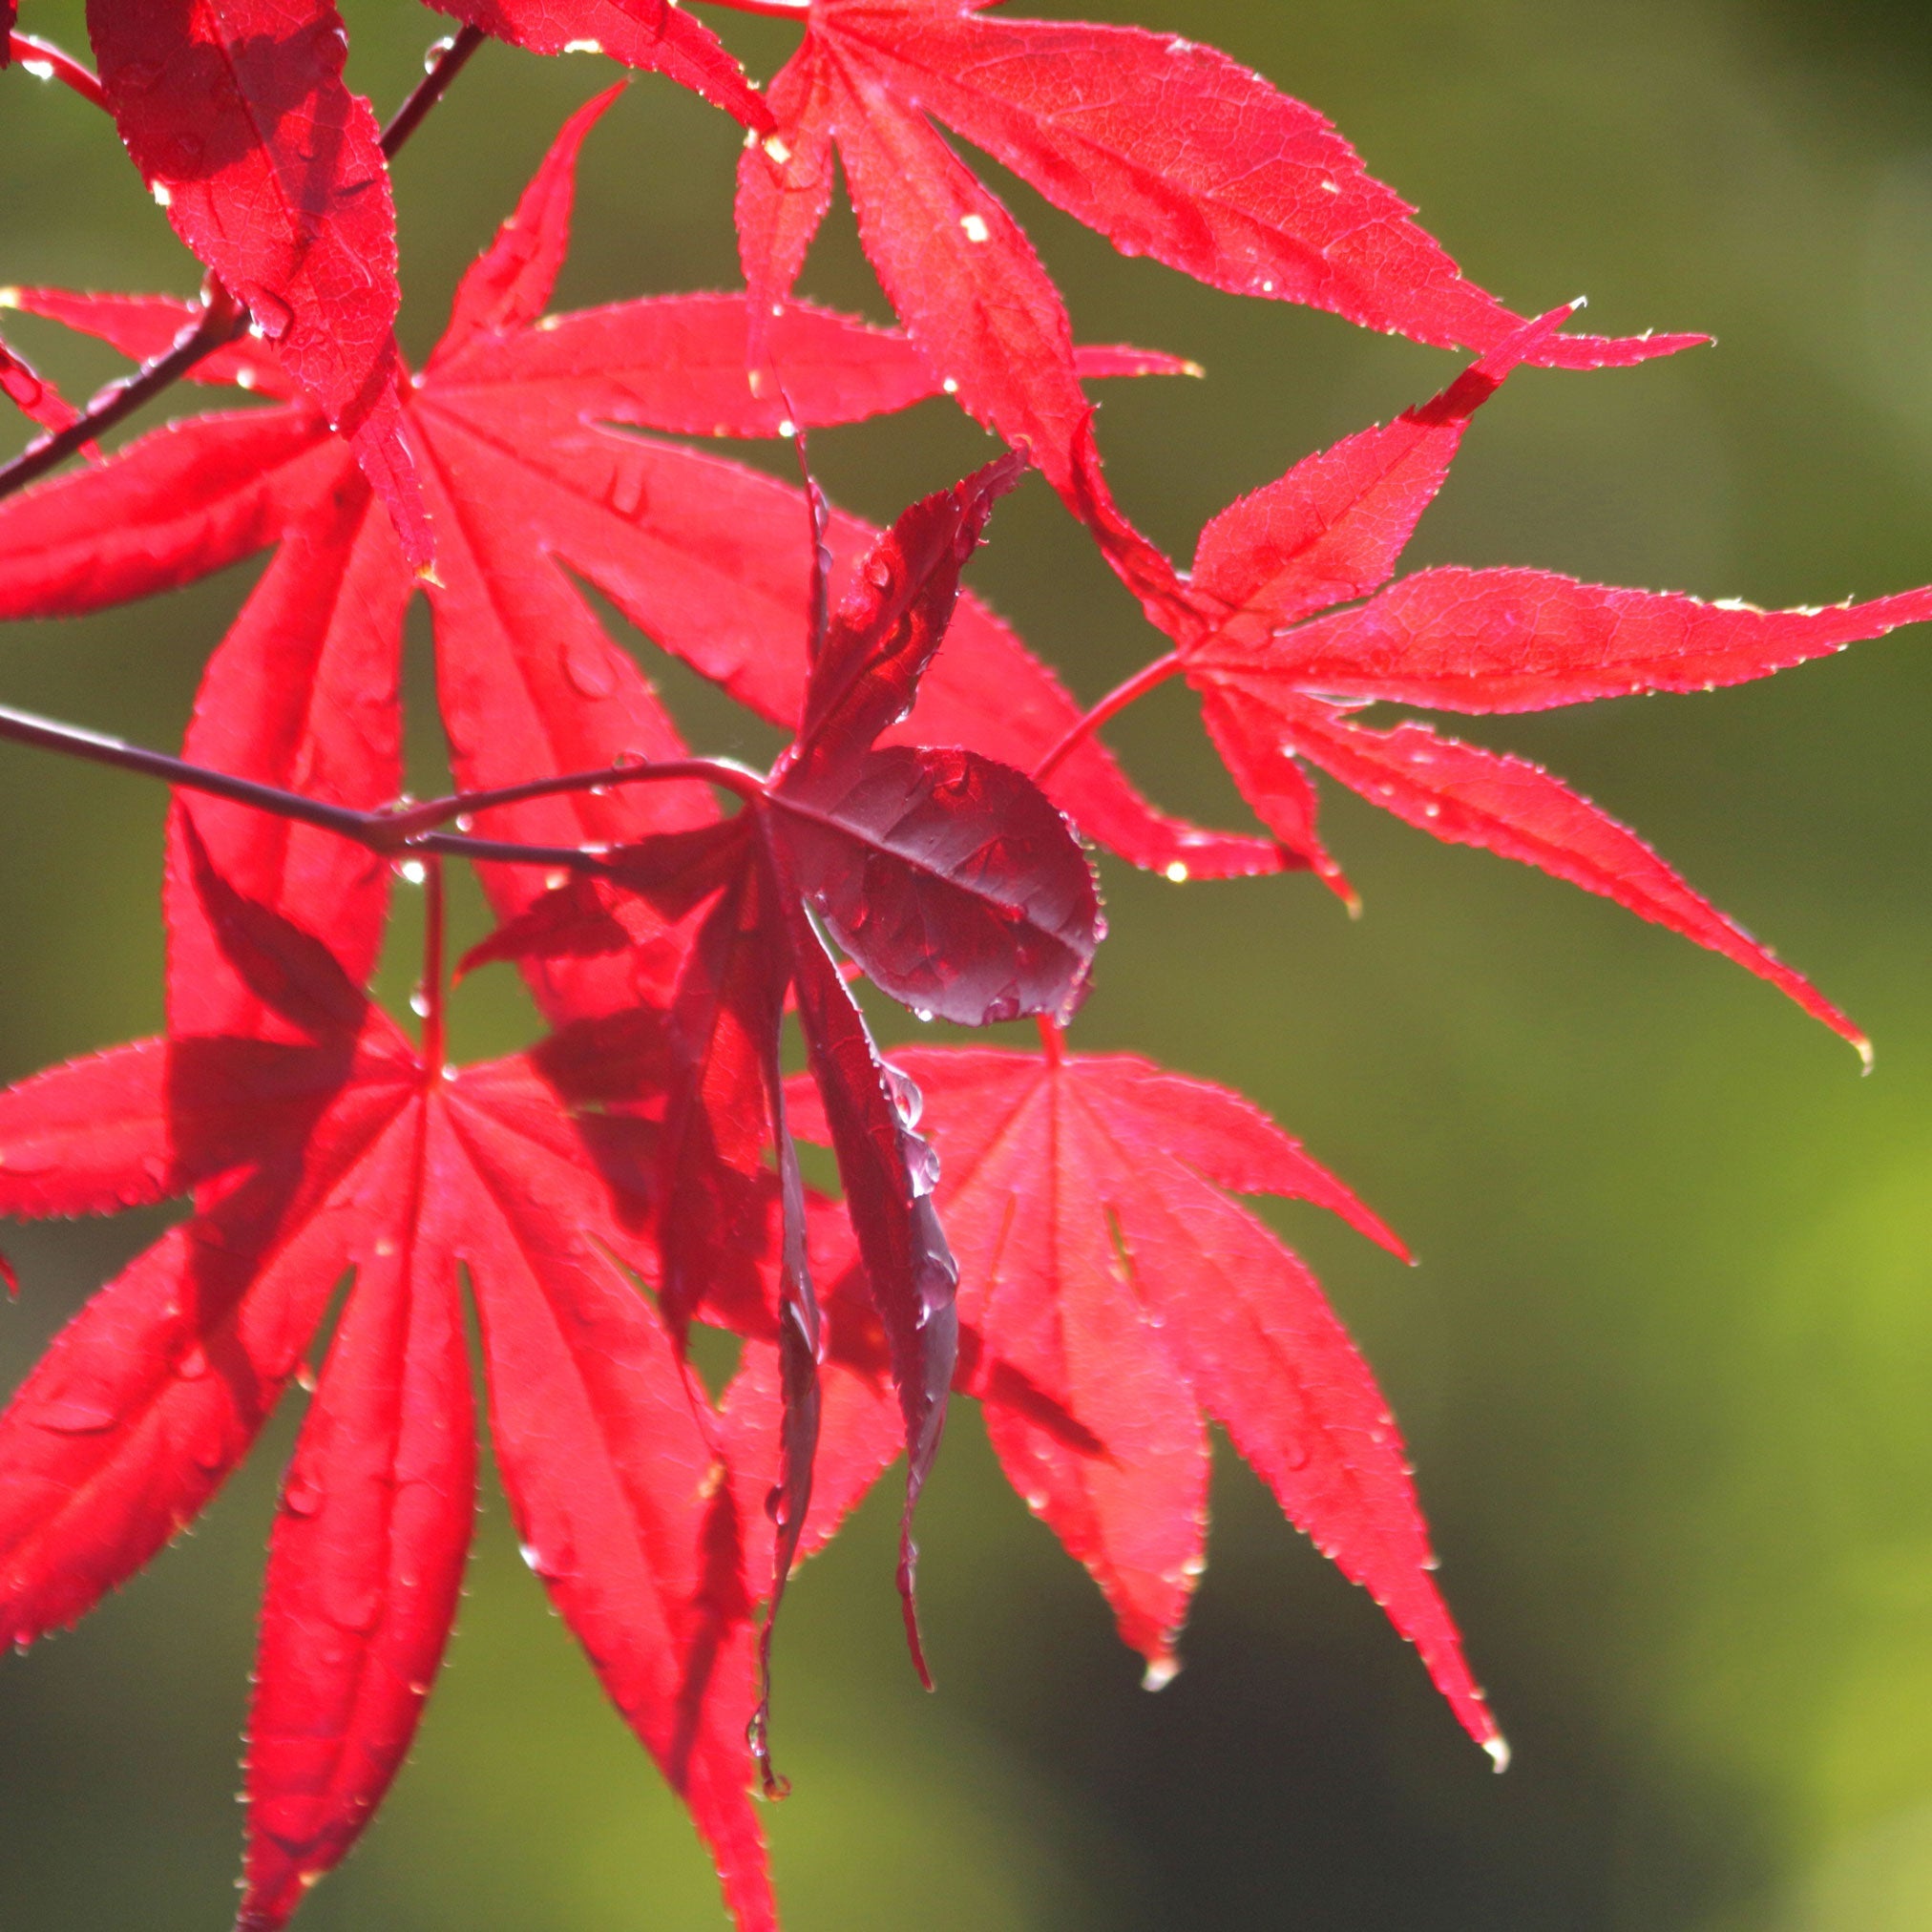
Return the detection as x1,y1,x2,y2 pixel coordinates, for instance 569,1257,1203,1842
3,6,1928,1929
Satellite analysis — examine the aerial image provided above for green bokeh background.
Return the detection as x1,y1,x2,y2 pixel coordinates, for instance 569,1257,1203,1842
3,0,1931,1925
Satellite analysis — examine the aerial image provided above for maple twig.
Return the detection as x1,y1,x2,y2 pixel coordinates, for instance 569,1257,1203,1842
1030,650,1184,785
0,699,734,874
6,32,108,111
380,26,489,158
0,26,486,512
0,284,247,504
389,754,768,834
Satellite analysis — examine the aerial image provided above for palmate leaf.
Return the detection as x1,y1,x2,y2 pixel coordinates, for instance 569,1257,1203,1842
483,452,1105,1710
0,88,1272,968
777,1041,1503,1754
1070,308,1932,1052
84,0,432,560
428,0,768,128
74,0,772,558
730,0,1703,562
0,827,777,1931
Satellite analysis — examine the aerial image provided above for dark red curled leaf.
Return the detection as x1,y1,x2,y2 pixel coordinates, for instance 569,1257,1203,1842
789,450,1029,773
772,451,1104,1026
778,883,956,1685
775,743,1102,1026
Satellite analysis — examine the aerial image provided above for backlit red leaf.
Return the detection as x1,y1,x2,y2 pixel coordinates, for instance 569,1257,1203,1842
84,0,429,559
430,0,768,131
859,1044,1499,1752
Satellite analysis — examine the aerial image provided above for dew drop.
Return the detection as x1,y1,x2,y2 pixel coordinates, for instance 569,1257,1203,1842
424,35,455,70
563,37,603,54
881,1062,923,1129
151,182,174,209
564,635,617,699
1164,860,1190,883
604,465,648,520
911,1006,934,1024
328,1586,380,1632
20,57,54,82
959,213,991,243
33,1395,118,1436
175,1345,210,1381
242,287,294,343
940,376,959,395
905,1139,941,1198
282,1472,323,1519
398,858,428,886
1141,1657,1180,1691
410,989,431,1018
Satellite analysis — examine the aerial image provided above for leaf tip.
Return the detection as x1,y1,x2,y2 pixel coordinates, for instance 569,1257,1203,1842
1141,1653,1182,1692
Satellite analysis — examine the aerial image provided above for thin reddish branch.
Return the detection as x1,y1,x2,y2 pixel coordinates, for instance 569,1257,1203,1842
0,284,247,504
389,753,766,835
1030,650,1184,785
379,27,489,158
0,699,733,874
0,26,486,510
6,32,108,111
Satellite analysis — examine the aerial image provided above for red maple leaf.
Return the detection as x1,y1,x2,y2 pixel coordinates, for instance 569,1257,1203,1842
0,822,776,1930
84,0,433,559
771,1036,1506,1755
1057,304,1932,1054
75,1,771,559
728,0,1703,560
468,446,1109,1723
429,0,769,126
0,85,1271,950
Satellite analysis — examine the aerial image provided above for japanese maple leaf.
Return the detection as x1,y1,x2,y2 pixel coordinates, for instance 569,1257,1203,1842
76,0,772,559
770,1037,1505,1754
728,0,1702,554
0,84,1273,948
0,825,777,1932
1075,304,1932,1055
83,0,433,560
471,449,1108,1713
428,0,769,128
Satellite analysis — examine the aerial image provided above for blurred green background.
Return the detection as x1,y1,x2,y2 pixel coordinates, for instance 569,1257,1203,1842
4,0,1931,1925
